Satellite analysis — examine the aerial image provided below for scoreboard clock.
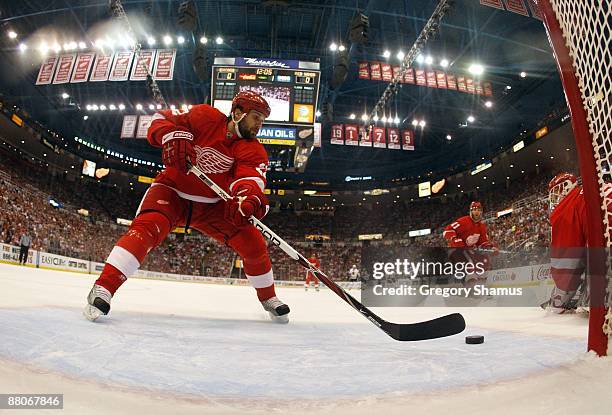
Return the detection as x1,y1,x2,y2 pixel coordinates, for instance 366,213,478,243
211,57,321,145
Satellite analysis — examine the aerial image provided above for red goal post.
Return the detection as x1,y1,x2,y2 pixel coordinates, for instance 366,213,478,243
539,0,611,356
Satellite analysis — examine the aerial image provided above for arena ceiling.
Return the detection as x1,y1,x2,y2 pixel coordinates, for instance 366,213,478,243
0,0,565,183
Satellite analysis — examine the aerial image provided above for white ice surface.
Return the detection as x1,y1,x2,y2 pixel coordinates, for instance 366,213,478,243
0,263,610,415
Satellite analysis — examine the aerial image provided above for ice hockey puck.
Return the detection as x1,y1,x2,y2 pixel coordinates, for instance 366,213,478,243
465,335,485,344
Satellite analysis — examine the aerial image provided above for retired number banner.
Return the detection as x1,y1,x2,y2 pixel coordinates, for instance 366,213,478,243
90,53,114,82
345,125,359,146
130,50,156,81
402,130,414,151
387,128,400,150
109,51,134,81
360,126,372,147
52,54,76,84
372,127,386,148
330,124,344,145
70,53,96,83
35,56,59,85
153,49,177,80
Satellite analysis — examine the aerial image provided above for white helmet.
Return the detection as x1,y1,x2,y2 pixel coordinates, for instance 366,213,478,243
548,172,577,212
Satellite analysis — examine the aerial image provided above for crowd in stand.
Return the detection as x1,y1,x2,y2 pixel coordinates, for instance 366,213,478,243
1,147,570,282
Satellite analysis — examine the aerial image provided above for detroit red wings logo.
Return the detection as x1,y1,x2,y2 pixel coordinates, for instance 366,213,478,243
194,146,234,174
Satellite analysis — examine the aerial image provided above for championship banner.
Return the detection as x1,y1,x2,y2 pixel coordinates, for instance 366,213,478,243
387,128,400,150
503,0,529,16
136,115,154,139
526,0,543,19
345,124,359,146
359,126,372,147
358,62,370,79
466,77,475,94
381,63,393,81
70,53,95,83
457,76,467,92
415,69,426,86
475,80,484,95
483,81,493,96
313,122,322,147
130,50,156,81
90,53,114,82
404,68,415,84
436,71,447,89
426,70,437,88
153,49,177,80
392,66,402,81
370,62,382,81
402,130,414,151
120,115,138,138
330,124,344,145
446,74,457,90
35,56,58,85
480,0,504,9
372,127,386,148
109,51,134,81
52,53,76,84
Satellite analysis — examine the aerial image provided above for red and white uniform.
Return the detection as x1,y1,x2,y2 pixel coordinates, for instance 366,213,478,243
94,104,277,301
148,104,269,202
550,186,598,292
443,216,491,248
305,257,320,287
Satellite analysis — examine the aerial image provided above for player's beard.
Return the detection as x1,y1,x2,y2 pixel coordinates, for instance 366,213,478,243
238,122,258,139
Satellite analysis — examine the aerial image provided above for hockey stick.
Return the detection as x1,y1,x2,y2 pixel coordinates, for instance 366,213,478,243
188,164,466,341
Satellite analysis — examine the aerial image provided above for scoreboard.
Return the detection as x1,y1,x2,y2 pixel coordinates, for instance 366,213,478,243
211,57,321,144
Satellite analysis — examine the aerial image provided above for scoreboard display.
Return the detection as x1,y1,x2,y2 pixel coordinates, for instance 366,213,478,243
211,57,320,130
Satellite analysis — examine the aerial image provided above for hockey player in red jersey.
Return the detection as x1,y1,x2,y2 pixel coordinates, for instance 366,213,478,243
304,253,320,291
547,172,587,313
443,201,496,282
443,201,495,250
84,91,290,323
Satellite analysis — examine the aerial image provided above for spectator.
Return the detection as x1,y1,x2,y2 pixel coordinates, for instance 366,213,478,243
19,228,31,265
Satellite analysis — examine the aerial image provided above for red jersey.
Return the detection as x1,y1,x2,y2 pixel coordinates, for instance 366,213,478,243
443,215,490,248
147,104,269,202
550,186,589,291
308,257,320,269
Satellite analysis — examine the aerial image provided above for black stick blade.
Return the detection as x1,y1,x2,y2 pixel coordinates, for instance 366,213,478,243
385,313,466,341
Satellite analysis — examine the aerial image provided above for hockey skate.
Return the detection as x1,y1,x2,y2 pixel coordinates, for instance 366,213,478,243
83,284,112,321
261,296,290,324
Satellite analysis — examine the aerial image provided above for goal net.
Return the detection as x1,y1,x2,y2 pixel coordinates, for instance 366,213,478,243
539,0,611,356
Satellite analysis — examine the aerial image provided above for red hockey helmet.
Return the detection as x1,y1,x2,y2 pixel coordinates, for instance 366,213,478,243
469,201,483,221
470,201,483,210
231,90,271,118
548,172,577,211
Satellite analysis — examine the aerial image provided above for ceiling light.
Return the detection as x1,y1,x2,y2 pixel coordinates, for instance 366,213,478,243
8,31,17,39
100,104,107,110
446,134,452,140
200,36,208,44
381,116,387,123
520,71,527,78
177,36,185,44
506,85,512,90
373,115,379,122
440,58,449,68
18,43,27,52
53,43,62,53
118,103,125,110
92,105,99,111
329,42,338,51
425,55,433,65
338,44,346,52
467,115,475,123
86,105,92,111
156,104,162,109
394,117,400,124
383,50,391,58
412,119,418,126
215,36,223,45
136,104,143,110
109,104,117,111
78,41,87,50
484,100,493,108
349,113,356,120
163,35,172,45
397,51,405,61
361,114,368,121
147,36,156,46
469,64,484,75
148,104,155,110
419,120,426,128
83,115,89,120
170,104,176,110
416,54,425,64
61,92,69,99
